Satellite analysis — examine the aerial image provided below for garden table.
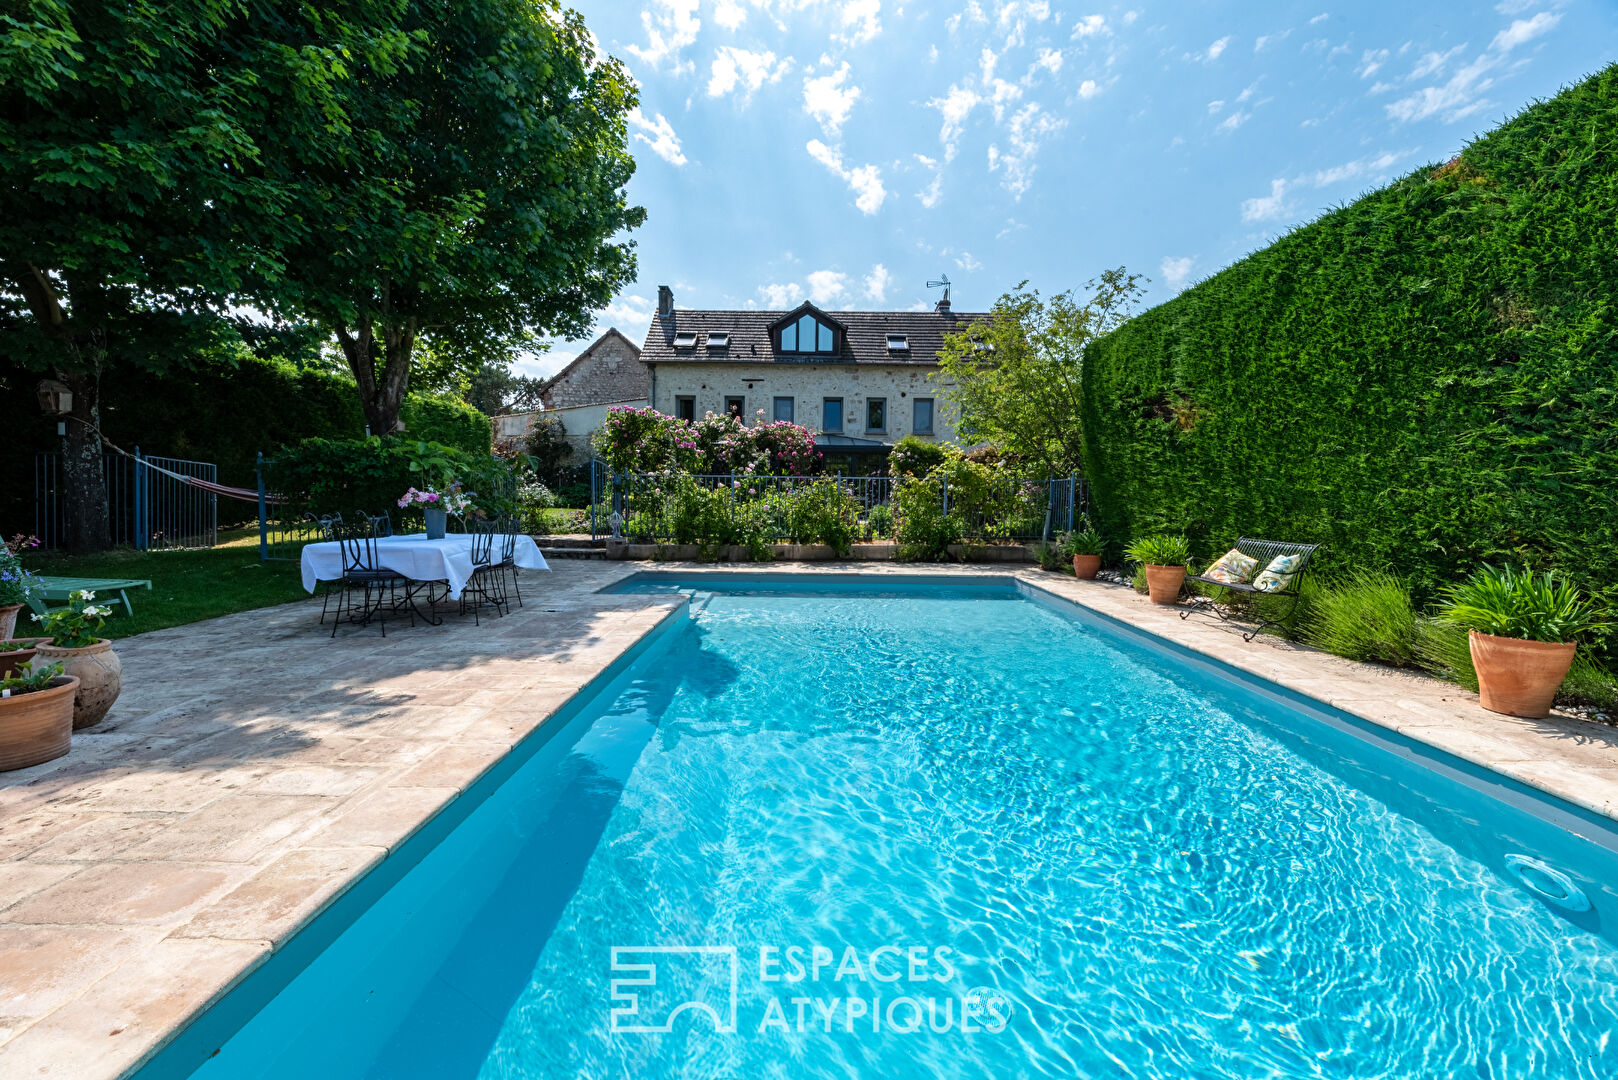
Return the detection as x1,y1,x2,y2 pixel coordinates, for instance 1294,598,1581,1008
299,532,549,602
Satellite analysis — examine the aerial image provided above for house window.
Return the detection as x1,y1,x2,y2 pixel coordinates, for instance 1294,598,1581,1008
725,396,745,421
912,398,934,435
675,396,696,422
774,396,795,423
822,398,843,432
866,397,886,432
779,313,837,353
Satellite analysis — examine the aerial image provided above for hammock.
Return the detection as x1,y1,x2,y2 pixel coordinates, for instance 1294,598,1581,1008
76,418,289,505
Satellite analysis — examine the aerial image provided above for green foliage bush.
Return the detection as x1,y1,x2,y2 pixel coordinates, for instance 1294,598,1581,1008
888,434,947,477
264,437,515,521
1081,66,1618,630
1301,571,1419,666
894,476,961,561
1123,535,1190,566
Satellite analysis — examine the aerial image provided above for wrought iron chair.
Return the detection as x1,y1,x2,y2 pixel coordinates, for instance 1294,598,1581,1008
369,513,394,538
495,514,522,610
310,514,345,624
1180,537,1323,641
460,519,503,624
330,522,412,637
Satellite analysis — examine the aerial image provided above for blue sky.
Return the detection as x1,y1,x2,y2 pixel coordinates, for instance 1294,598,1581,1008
526,0,1618,377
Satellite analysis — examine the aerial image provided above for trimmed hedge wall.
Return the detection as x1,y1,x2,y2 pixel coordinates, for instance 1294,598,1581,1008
1081,65,1618,611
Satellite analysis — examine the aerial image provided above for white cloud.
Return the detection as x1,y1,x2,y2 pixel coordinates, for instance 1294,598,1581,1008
1387,52,1497,123
986,101,1065,197
806,270,849,305
627,108,687,166
1029,47,1063,78
1071,13,1108,39
1410,45,1465,79
758,282,802,309
1207,99,1225,113
1161,256,1194,292
707,47,791,101
837,0,882,45
602,294,655,327
1309,13,1329,24
915,153,944,207
626,0,701,74
806,139,888,214
996,0,1052,47
1358,48,1390,79
713,0,748,31
1492,11,1560,51
1241,178,1291,222
929,83,982,161
946,1,987,34
954,251,983,271
1207,35,1233,60
803,62,862,135
863,263,891,302
1255,29,1291,52
1077,79,1100,99
1307,148,1409,187
1216,110,1249,133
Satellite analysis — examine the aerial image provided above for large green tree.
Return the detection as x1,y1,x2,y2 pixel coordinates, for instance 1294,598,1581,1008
0,0,410,550
936,268,1145,478
255,0,645,438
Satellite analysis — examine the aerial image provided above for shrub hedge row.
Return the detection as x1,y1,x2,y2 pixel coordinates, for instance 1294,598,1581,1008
1080,64,1618,613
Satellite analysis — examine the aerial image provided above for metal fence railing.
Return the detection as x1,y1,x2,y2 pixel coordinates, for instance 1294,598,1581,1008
591,466,1088,545
33,449,217,550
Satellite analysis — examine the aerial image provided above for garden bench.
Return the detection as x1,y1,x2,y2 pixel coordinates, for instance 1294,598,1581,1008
25,576,153,619
1179,538,1322,642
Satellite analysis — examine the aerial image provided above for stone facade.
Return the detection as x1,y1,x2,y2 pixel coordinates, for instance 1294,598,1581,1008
649,362,957,444
540,328,647,411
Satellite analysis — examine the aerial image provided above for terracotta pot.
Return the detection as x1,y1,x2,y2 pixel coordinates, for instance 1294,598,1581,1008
1072,554,1101,580
1,638,53,679
0,675,78,771
1144,565,1187,605
33,638,121,730
1469,631,1576,719
0,604,21,640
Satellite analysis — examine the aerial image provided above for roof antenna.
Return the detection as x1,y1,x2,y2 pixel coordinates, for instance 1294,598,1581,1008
926,273,951,312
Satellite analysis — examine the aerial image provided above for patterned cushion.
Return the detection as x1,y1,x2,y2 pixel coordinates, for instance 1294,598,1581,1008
1201,548,1260,585
1252,553,1306,593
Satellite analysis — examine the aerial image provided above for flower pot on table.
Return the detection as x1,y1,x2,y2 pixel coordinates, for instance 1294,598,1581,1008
1144,565,1186,605
424,507,447,540
33,638,121,730
1468,630,1576,719
0,675,78,771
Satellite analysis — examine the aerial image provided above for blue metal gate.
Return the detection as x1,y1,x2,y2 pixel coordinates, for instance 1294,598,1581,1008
33,449,218,550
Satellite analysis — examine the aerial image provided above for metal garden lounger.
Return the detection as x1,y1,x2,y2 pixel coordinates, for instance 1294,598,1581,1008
1179,537,1323,642
25,576,154,619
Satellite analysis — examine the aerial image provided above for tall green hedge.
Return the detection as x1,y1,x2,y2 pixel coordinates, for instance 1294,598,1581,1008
0,354,489,527
1081,65,1618,612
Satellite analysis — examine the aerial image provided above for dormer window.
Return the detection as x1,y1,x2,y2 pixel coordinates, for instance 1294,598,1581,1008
779,313,837,353
706,331,730,349
673,331,697,349
886,334,909,352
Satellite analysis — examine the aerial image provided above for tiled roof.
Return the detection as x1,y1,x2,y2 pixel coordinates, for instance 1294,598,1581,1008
638,306,988,366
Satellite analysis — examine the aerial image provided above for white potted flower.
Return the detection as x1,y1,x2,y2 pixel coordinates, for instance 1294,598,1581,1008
33,590,121,730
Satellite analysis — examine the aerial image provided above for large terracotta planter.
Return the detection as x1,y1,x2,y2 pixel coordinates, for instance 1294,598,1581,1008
33,638,121,730
0,604,21,640
1469,631,1575,719
0,675,78,771
1072,554,1101,580
1,638,53,679
1144,565,1186,605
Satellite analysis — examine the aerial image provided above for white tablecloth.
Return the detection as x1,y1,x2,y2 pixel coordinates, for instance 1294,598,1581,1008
301,532,550,600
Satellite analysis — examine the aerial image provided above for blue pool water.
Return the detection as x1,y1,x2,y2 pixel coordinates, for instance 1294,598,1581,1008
163,578,1618,1079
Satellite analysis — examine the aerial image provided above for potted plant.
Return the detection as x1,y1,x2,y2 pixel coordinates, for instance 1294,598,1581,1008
1123,535,1192,605
1438,565,1610,718
32,590,121,730
0,540,41,639
1,637,53,679
0,661,78,772
1063,521,1107,580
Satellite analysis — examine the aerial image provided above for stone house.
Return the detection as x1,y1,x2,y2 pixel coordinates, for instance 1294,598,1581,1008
639,285,985,474
494,328,649,461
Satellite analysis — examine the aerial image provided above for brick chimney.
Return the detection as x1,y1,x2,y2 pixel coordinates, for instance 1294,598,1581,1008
935,294,951,313
657,285,674,318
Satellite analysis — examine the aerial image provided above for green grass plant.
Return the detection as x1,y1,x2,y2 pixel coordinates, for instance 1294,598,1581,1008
1301,570,1419,666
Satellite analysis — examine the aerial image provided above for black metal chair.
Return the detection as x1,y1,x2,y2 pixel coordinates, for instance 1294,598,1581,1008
1180,537,1324,641
330,522,412,637
369,513,393,538
460,519,502,624
495,514,522,610
311,514,344,624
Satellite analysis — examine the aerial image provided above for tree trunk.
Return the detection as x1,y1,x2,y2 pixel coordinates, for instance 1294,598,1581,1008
56,370,110,553
333,311,417,436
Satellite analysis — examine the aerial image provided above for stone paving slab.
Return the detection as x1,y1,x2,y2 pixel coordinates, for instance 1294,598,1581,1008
2,559,1616,1079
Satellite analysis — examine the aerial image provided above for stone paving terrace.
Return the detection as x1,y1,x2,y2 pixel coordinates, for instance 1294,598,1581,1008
3,560,1618,1079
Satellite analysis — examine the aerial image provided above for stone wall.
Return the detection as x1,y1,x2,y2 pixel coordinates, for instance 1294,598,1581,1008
648,362,959,444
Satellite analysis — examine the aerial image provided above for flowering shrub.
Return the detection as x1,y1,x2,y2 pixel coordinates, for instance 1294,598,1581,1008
33,590,113,648
752,417,822,477
595,406,821,478
592,406,697,473
0,547,39,609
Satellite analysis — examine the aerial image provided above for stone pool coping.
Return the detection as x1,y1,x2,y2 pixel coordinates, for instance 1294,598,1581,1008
2,560,1616,1078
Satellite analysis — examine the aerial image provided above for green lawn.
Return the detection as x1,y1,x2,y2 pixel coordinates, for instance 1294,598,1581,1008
25,535,310,639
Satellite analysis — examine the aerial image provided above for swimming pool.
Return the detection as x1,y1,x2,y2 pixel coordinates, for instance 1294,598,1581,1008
147,575,1618,1079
